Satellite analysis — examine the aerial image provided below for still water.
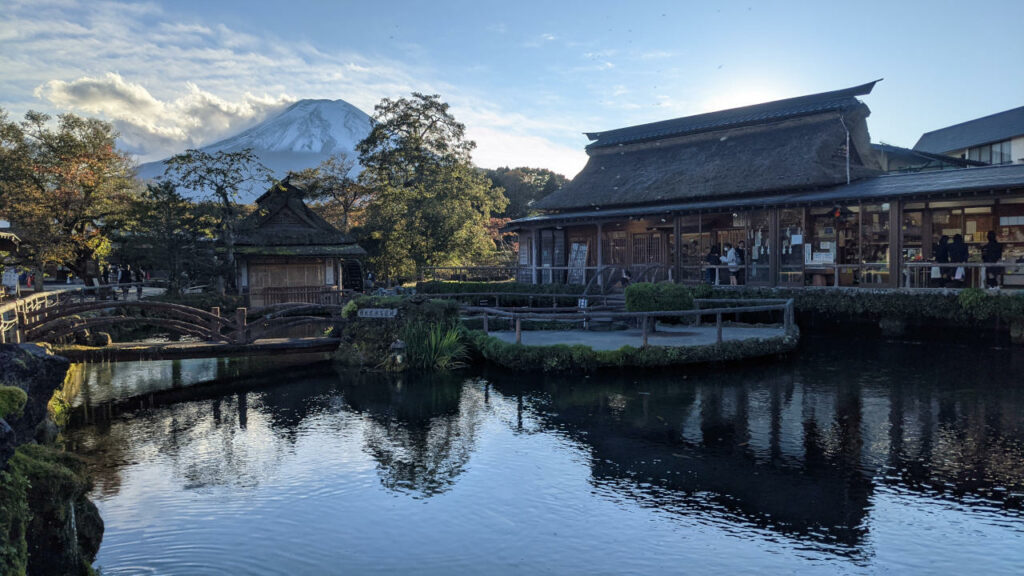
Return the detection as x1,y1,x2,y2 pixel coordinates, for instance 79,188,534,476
65,337,1024,575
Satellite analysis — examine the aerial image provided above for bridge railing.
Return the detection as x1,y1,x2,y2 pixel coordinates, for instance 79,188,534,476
1,282,159,344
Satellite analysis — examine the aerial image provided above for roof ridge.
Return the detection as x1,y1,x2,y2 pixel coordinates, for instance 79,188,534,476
584,80,879,150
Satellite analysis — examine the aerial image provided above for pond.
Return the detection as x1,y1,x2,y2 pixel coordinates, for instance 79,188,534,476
64,337,1024,575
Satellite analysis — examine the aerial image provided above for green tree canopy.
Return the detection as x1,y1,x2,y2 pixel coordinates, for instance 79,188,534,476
0,108,136,281
357,93,507,282
483,166,568,219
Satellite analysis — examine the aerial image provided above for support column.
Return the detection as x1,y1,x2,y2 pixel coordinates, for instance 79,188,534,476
532,227,540,285
596,222,604,288
673,215,681,283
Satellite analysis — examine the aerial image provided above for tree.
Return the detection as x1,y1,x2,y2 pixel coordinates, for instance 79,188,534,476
357,93,507,282
484,166,567,219
0,108,135,286
293,153,368,234
113,181,219,295
162,149,271,294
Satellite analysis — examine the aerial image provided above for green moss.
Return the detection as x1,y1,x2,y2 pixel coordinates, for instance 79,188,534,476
465,327,798,372
1,445,99,576
0,467,29,576
0,386,28,420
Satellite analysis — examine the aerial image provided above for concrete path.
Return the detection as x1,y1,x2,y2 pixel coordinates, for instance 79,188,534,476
487,325,786,350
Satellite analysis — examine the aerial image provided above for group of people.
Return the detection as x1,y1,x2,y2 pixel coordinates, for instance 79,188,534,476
933,231,1003,288
705,241,747,285
100,264,148,299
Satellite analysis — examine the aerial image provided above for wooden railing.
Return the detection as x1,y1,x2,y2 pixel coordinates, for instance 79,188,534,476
0,282,156,344
250,286,351,307
459,297,794,348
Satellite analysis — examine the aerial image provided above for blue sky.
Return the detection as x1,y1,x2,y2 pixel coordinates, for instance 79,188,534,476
2,0,1022,176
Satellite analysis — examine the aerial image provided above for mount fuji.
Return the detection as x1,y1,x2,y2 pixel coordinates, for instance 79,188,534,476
137,98,372,202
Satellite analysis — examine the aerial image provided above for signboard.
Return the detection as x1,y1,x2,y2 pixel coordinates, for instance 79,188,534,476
578,298,588,309
567,242,588,285
357,308,398,319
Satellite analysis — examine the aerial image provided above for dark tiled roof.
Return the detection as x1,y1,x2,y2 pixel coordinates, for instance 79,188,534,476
535,113,878,211
584,80,879,150
512,164,1024,226
872,143,986,169
914,106,1024,154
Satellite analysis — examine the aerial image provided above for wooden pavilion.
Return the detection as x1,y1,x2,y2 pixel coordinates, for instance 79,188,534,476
234,177,366,306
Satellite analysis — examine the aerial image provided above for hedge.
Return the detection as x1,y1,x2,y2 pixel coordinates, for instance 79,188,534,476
625,282,695,312
465,327,799,372
708,286,1024,324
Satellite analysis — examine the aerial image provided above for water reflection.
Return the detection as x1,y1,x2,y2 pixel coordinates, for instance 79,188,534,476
64,338,1024,572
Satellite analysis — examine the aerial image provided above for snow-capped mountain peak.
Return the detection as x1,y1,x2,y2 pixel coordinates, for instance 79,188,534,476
139,98,372,201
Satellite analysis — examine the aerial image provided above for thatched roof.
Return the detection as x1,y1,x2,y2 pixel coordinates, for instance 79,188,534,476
536,109,880,211
235,177,365,256
585,80,879,150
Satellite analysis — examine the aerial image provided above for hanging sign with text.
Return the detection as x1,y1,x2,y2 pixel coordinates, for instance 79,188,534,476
357,308,398,319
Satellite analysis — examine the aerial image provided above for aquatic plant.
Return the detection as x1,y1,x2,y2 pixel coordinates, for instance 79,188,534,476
403,321,469,371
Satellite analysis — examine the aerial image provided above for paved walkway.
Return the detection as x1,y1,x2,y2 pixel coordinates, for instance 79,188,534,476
488,324,786,350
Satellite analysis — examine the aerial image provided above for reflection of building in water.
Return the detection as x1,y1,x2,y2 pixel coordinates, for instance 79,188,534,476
488,358,1024,553
340,372,485,497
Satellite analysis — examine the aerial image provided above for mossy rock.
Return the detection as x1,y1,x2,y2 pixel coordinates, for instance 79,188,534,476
0,387,28,420
1,444,102,576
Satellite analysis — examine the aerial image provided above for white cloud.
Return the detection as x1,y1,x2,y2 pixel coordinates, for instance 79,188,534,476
0,0,590,174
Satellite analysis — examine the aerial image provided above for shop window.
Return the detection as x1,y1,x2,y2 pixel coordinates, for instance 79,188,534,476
778,208,804,285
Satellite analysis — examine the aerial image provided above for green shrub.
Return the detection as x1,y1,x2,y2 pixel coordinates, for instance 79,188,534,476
402,321,468,371
341,300,358,319
334,296,462,368
0,386,27,420
416,280,586,307
625,282,694,312
691,283,714,299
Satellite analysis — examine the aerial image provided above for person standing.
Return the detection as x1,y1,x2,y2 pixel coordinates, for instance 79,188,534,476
705,245,721,285
981,230,1004,288
934,235,950,285
720,242,739,285
119,265,131,299
950,234,968,286
135,266,145,299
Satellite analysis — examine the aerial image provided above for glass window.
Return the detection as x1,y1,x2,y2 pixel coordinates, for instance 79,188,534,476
778,208,804,285
747,209,771,284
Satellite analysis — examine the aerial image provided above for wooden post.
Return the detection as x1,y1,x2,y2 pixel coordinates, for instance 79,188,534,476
694,301,702,327
641,313,649,348
483,313,489,333
515,316,522,344
209,307,220,341
716,313,723,345
235,307,247,344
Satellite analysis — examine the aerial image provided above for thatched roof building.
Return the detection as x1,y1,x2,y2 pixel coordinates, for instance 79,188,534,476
236,177,366,305
510,82,1024,290
235,177,364,257
536,81,881,212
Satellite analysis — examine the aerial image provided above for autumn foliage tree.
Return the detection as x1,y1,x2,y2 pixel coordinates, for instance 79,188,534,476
0,108,135,285
357,93,507,282
163,148,271,294
293,152,368,234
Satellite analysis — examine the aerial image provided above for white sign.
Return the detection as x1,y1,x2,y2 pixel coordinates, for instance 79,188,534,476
357,308,398,318
2,269,17,289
